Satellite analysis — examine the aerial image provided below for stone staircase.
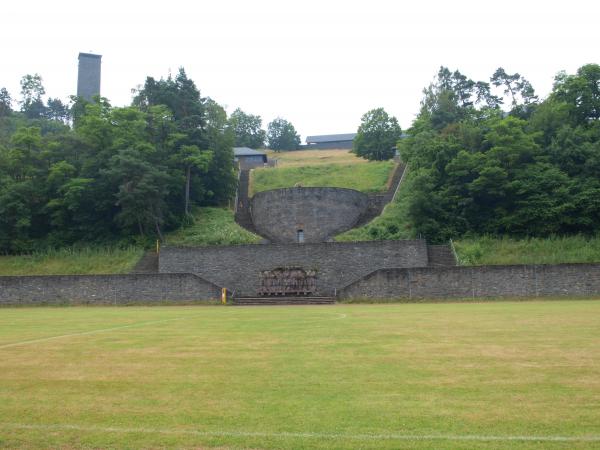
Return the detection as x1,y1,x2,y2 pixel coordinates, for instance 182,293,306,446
131,251,158,273
427,245,457,267
232,296,335,306
234,169,259,235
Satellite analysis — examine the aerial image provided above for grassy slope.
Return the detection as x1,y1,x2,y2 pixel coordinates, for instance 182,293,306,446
0,207,259,275
164,206,260,246
336,167,415,241
0,247,143,276
265,148,371,167
454,235,600,265
0,302,599,449
251,149,394,195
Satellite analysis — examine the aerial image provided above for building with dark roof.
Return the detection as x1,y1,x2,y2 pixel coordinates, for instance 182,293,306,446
305,133,357,150
234,147,268,169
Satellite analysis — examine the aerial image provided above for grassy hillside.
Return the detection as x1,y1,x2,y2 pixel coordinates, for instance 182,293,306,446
251,161,395,195
164,206,261,246
336,167,415,241
0,246,143,276
265,148,370,167
454,235,600,266
1,302,599,448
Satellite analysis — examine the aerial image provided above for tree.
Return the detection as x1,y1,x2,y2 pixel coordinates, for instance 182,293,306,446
45,98,70,123
228,108,266,148
0,88,12,117
491,67,538,108
19,74,47,119
132,68,206,147
353,108,402,161
552,64,600,124
267,117,300,151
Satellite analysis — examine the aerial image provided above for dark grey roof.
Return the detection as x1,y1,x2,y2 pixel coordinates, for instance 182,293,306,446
305,133,357,144
233,147,266,157
78,52,102,59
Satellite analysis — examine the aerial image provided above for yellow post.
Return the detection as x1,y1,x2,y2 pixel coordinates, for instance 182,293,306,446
221,288,227,305
156,239,160,254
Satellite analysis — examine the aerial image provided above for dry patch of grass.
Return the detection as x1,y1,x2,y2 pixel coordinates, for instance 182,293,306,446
265,149,368,168
1,301,599,449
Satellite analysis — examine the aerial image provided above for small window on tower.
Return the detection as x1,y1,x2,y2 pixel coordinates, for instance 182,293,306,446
297,229,304,243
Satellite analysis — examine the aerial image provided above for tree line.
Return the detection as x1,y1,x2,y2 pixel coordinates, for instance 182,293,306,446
398,64,600,242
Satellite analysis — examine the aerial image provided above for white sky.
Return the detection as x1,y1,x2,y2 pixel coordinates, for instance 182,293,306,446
1,0,598,141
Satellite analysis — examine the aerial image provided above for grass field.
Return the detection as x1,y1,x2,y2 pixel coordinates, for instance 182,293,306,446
164,206,261,247
265,149,369,168
1,301,599,449
0,246,143,276
250,161,395,195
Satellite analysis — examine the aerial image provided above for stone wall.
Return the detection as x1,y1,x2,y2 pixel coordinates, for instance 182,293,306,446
338,264,600,300
159,240,429,297
250,187,369,243
0,273,221,306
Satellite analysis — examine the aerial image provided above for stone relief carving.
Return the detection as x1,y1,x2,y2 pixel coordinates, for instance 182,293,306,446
259,267,317,296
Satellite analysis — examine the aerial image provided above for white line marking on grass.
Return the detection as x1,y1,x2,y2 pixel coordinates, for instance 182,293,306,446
0,317,186,349
1,423,599,443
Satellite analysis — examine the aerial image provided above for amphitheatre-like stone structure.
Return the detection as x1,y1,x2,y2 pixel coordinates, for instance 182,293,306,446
5,160,600,305
250,187,369,243
156,163,460,302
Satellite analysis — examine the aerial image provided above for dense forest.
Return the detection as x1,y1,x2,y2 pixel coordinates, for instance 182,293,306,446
0,69,237,252
400,64,600,242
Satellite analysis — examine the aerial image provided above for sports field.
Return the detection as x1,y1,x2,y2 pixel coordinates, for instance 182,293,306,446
1,301,599,449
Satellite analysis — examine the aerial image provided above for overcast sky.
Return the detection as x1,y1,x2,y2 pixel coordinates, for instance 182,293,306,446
2,0,598,141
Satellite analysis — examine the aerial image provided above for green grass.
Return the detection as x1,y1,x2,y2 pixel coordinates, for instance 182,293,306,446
336,167,415,241
1,301,599,449
250,161,395,195
265,149,372,167
455,235,600,266
0,246,143,275
164,206,261,246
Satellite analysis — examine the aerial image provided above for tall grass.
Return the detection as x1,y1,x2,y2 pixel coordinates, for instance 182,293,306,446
250,161,394,195
0,246,144,275
164,206,261,247
454,235,600,265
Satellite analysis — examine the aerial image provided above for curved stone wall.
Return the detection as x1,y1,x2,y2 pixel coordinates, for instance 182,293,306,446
250,187,369,243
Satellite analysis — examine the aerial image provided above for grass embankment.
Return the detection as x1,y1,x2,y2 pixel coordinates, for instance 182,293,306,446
455,235,600,265
164,206,260,246
1,302,599,449
0,247,143,276
250,160,395,195
264,148,371,167
336,167,415,241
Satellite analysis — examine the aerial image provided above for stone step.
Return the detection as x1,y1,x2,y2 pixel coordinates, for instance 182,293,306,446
427,245,457,266
130,251,158,273
232,296,335,306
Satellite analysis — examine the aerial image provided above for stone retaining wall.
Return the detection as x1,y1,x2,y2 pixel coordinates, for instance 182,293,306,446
159,240,429,297
0,273,221,305
251,187,369,243
338,264,600,299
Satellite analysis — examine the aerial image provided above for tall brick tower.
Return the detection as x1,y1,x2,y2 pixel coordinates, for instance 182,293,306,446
77,52,102,100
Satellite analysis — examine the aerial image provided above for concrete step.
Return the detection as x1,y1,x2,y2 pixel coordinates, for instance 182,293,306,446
232,296,335,306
